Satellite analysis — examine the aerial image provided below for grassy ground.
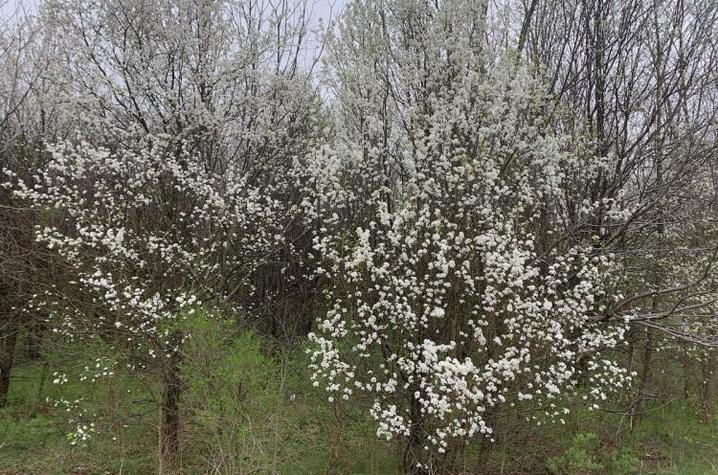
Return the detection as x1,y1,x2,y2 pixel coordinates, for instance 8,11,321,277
2,337,718,474
0,361,397,475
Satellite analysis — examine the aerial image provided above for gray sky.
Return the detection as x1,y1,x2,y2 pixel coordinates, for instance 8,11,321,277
314,0,347,23
2,0,346,23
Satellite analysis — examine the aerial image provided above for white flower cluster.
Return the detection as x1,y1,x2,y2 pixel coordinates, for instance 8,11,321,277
13,136,292,360
306,15,633,461
50,397,97,446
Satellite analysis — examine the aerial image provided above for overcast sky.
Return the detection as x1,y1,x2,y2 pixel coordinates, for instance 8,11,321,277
2,0,345,23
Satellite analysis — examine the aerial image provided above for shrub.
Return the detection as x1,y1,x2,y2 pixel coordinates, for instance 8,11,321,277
547,433,604,475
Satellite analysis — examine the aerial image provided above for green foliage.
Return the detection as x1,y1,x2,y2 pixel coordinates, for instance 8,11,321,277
178,314,398,474
1,323,717,474
623,403,718,475
547,433,604,474
179,315,283,473
0,351,156,474
610,451,641,474
0,414,53,449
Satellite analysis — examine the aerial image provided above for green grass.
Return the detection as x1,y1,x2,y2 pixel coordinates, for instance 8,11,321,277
527,402,718,475
0,360,156,474
625,405,718,474
1,324,399,474
2,336,718,474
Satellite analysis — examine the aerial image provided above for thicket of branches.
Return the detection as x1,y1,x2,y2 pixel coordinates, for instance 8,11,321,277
0,0,716,474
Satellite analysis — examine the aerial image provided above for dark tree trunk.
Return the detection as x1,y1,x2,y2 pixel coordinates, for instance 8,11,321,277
159,353,183,471
404,393,428,475
26,321,44,360
630,329,654,427
0,321,19,407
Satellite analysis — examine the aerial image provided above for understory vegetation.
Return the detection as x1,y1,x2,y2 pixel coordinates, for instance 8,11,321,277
2,321,718,474
1,0,718,474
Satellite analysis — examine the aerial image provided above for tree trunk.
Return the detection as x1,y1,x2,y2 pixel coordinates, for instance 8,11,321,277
158,355,182,472
404,393,428,475
26,321,43,360
701,347,717,422
0,321,19,407
631,6,664,428
682,350,691,402
630,329,654,427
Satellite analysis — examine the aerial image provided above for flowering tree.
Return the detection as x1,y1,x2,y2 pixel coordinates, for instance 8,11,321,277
8,0,325,468
41,0,328,337
0,4,71,407
523,0,718,423
306,1,631,472
12,135,293,456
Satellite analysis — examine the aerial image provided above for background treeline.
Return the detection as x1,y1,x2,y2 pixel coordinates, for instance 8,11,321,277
1,0,717,474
